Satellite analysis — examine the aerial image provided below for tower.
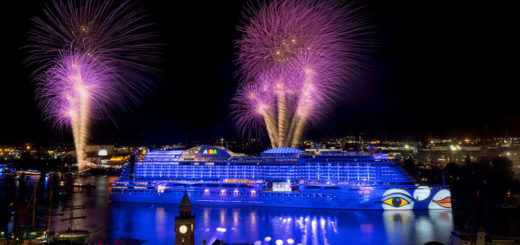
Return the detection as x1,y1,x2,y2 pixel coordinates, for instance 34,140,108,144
175,191,195,245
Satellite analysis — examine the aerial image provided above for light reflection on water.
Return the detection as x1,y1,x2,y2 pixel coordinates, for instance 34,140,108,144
106,204,453,245
1,176,453,245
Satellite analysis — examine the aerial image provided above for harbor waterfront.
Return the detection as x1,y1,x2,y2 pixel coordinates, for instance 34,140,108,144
0,175,453,245
1,0,518,243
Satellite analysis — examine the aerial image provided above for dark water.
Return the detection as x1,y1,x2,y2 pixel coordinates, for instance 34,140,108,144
0,175,453,245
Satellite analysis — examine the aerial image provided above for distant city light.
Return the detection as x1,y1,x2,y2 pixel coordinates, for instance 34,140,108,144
98,149,108,156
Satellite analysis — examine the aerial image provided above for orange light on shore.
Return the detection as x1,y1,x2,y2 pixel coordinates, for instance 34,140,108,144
109,156,128,162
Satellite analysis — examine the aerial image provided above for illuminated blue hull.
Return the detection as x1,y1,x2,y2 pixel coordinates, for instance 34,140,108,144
110,183,451,210
109,146,452,210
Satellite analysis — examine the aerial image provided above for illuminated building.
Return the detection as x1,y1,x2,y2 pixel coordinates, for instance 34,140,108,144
175,191,195,245
110,146,451,210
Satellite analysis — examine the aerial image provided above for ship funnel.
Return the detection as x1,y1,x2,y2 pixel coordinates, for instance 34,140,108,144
129,150,137,180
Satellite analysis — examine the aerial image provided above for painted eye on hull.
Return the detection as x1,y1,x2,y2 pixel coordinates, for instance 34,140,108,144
381,189,414,210
383,196,410,207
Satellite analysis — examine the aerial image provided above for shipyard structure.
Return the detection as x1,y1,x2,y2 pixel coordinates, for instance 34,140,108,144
110,146,451,210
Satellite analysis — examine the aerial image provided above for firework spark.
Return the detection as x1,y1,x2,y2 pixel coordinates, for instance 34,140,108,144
26,0,159,170
233,0,372,148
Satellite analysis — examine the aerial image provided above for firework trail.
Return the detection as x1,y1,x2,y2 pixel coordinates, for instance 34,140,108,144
26,0,159,170
233,0,372,148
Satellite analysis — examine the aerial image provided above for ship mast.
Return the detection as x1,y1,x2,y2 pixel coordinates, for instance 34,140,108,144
47,188,52,231
60,192,86,230
69,197,73,230
32,181,38,228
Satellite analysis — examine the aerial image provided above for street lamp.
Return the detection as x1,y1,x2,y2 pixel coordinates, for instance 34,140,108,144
450,145,457,162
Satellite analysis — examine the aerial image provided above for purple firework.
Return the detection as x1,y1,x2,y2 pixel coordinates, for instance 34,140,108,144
37,51,115,127
26,0,160,127
25,0,159,169
232,0,372,148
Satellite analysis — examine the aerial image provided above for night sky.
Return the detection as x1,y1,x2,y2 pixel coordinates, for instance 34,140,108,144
0,0,517,145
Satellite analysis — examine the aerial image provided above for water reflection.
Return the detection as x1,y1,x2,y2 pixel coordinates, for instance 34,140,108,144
382,210,453,245
383,211,415,245
1,176,453,245
107,204,453,245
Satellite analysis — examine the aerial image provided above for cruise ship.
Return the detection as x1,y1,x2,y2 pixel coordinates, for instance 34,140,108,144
109,146,451,210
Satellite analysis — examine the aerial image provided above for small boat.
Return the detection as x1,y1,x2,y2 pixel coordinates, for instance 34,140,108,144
19,169,40,175
73,183,96,189
55,190,101,243
56,229,91,243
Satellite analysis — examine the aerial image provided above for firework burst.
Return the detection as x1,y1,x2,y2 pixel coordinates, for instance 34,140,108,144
233,0,372,148
26,0,159,170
